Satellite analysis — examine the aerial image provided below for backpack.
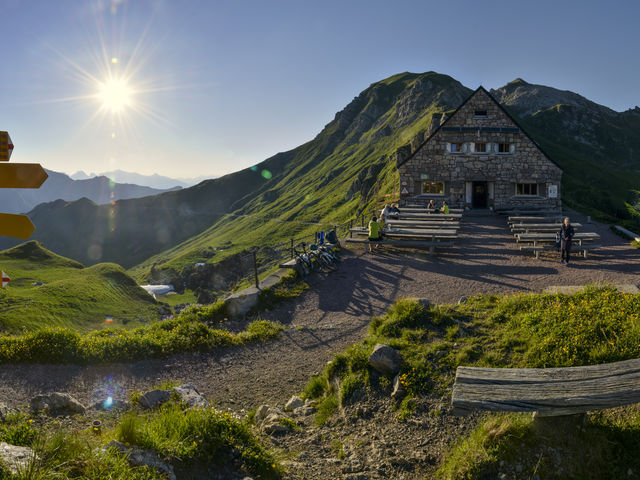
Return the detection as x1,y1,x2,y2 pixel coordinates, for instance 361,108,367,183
326,230,338,245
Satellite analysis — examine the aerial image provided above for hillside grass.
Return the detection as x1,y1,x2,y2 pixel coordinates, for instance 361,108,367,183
0,400,281,479
0,242,159,333
0,305,283,364
128,73,442,281
301,286,640,476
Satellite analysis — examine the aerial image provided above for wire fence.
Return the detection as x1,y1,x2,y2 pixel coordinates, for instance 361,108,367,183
230,210,382,289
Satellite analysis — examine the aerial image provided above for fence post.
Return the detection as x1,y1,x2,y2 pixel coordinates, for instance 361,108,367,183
290,238,294,258
252,249,259,289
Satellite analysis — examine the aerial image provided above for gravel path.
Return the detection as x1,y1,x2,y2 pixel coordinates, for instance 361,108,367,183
0,213,638,411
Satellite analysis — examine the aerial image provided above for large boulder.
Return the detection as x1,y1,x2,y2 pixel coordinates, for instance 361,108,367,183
105,440,176,480
138,390,172,410
30,393,86,416
173,384,209,408
368,344,403,375
0,442,35,474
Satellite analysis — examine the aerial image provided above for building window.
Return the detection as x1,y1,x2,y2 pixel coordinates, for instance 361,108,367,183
450,142,464,153
422,181,445,195
474,142,488,153
498,143,512,153
516,183,538,196
474,109,488,117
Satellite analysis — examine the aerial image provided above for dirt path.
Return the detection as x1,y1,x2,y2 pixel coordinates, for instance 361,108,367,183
0,213,638,412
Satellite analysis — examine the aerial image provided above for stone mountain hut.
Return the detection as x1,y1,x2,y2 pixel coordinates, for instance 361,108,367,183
396,86,562,211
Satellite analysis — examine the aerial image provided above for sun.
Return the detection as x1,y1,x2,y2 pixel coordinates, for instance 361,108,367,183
97,77,133,113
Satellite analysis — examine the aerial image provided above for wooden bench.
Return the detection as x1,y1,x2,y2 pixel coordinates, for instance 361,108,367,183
511,223,582,233
508,216,564,224
452,359,640,417
345,237,454,253
387,220,461,229
520,243,601,259
515,232,600,246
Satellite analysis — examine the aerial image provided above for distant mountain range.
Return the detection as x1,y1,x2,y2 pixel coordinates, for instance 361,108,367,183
1,71,638,275
0,169,179,214
70,169,216,189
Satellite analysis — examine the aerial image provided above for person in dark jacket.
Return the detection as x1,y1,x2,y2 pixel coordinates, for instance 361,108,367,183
559,217,575,265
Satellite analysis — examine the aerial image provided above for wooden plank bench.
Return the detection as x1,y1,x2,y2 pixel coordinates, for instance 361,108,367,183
515,232,600,245
508,216,564,224
511,223,582,233
452,359,640,417
520,243,601,259
345,237,454,253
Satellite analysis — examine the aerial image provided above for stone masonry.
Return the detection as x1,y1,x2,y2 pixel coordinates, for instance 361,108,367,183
397,87,562,211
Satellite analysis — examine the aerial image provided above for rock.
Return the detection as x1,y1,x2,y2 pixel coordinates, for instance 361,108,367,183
0,402,12,421
368,344,403,375
458,296,467,304
417,298,430,308
138,389,171,410
293,406,316,417
263,423,290,435
284,395,304,412
254,405,270,424
104,440,176,480
391,374,406,399
30,392,86,416
173,384,208,408
226,289,259,317
0,442,35,474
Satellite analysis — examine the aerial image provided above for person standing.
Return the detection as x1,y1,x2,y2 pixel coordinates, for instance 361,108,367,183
368,215,382,253
559,217,574,265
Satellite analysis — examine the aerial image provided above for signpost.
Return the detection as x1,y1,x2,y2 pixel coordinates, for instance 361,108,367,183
0,132,48,239
1,271,9,288
0,213,36,239
0,131,13,162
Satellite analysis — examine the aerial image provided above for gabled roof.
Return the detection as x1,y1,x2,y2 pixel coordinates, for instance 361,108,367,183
396,86,562,170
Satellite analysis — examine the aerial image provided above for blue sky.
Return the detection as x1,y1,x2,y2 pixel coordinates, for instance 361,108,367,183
1,0,638,179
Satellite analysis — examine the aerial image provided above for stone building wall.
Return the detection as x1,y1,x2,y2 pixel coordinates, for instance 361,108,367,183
398,88,562,210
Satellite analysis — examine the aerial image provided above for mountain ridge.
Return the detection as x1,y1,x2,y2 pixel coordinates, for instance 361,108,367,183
0,71,637,280
0,169,179,215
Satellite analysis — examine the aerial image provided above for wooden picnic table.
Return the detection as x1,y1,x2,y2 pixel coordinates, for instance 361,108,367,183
395,212,463,220
387,220,461,230
351,227,457,236
508,216,564,224
515,232,600,246
398,207,464,214
511,223,582,233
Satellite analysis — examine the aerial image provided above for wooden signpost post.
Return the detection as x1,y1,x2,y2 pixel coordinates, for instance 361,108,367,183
0,131,48,239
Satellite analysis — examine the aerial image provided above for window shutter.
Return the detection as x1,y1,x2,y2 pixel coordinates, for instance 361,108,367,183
469,143,475,153
510,143,516,154
488,143,495,153
462,143,468,153
446,143,451,153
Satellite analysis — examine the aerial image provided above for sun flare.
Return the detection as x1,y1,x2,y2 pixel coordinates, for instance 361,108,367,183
97,77,133,113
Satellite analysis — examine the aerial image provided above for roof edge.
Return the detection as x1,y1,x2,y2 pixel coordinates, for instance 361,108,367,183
396,85,563,171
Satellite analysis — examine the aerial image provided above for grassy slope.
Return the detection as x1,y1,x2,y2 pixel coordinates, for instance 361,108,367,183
0,241,159,333
129,72,469,279
301,288,640,478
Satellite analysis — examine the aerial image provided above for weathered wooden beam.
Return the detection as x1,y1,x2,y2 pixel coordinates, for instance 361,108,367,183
452,359,640,417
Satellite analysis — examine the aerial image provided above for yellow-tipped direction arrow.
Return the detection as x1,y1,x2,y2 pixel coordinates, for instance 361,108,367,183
0,131,13,162
0,213,36,239
0,163,48,188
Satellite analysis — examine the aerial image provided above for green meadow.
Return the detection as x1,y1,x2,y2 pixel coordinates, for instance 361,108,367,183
0,241,160,333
